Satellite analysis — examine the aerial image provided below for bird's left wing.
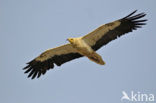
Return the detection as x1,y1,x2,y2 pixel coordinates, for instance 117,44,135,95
82,10,147,51
23,44,82,79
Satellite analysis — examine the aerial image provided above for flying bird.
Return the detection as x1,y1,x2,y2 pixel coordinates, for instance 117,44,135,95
23,10,147,79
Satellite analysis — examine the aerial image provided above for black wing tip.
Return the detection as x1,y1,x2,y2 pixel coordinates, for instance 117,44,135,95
123,10,147,21
23,59,49,79
122,10,147,30
123,10,138,19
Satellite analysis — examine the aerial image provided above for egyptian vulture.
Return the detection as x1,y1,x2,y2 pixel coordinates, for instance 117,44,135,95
23,10,147,79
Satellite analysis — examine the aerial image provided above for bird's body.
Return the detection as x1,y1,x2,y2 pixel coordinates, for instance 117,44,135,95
67,38,105,65
23,10,147,79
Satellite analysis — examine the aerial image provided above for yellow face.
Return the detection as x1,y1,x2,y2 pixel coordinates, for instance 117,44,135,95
67,38,74,44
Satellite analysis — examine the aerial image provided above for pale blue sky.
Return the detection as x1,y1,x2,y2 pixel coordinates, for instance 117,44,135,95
0,0,156,103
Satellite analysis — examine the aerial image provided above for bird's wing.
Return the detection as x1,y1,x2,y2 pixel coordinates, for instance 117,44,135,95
82,10,147,51
23,44,82,79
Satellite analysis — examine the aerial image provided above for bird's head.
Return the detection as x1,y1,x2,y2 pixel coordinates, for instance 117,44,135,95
67,38,74,44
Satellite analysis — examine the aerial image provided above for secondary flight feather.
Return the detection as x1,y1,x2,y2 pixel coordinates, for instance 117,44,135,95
23,10,147,79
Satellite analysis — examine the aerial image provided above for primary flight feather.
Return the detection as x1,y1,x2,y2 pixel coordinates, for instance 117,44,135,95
23,10,147,79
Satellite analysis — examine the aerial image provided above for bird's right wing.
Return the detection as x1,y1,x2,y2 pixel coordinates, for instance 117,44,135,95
23,44,83,79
